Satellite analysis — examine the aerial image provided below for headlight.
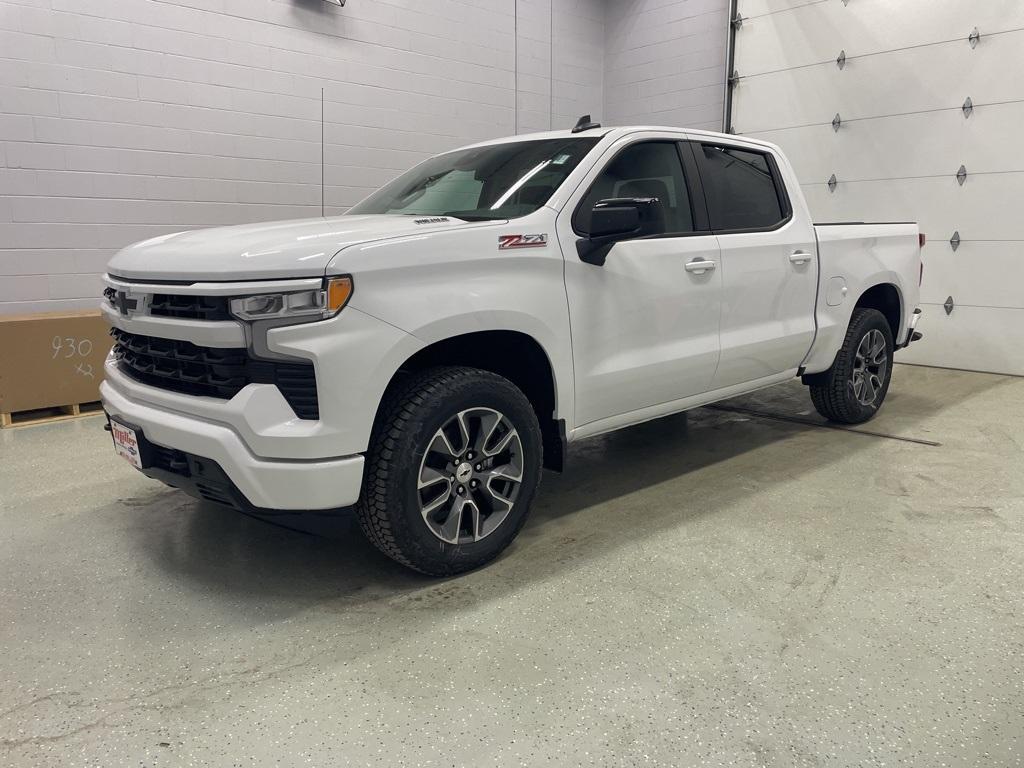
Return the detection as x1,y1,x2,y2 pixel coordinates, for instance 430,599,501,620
230,276,353,322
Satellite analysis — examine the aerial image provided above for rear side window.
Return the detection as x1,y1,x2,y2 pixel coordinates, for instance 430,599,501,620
696,144,787,231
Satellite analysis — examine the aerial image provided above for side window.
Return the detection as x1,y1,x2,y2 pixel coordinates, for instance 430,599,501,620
575,142,694,235
697,144,786,231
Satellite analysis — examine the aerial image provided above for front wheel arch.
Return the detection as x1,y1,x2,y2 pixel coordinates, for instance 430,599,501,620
376,330,566,471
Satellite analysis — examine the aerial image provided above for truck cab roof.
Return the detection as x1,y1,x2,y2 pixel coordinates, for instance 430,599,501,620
455,125,780,154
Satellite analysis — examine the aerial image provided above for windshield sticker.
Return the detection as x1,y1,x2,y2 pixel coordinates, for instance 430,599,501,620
499,234,548,250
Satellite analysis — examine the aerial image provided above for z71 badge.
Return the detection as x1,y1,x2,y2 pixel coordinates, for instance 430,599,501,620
498,234,548,250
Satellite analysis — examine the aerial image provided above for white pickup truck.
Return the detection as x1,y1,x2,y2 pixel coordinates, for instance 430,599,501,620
101,119,923,574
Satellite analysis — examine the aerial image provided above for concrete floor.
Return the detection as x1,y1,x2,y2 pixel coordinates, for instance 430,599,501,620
1,364,1022,767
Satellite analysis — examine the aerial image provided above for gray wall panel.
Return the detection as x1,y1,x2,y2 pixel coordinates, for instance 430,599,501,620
0,0,605,312
733,0,1024,375
604,0,731,131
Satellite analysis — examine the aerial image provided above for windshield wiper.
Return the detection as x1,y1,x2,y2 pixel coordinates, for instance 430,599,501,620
442,212,507,221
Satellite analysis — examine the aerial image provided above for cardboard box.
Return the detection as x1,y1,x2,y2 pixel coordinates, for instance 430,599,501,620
0,310,112,416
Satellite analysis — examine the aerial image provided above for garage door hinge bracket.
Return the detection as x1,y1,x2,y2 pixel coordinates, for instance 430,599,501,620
969,27,980,49
728,69,740,87
944,296,955,315
832,113,842,131
962,97,973,118
956,164,967,185
950,231,961,251
827,173,838,192
836,50,846,69
731,13,743,29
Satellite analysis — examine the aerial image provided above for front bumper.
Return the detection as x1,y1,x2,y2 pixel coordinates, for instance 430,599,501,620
98,283,423,511
101,379,364,511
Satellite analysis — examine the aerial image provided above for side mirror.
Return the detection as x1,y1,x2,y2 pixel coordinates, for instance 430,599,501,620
577,197,666,266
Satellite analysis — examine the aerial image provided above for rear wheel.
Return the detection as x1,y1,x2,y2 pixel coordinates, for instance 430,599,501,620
356,366,543,575
808,308,894,424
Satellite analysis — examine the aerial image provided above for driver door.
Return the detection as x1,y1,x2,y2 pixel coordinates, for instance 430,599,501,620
557,138,722,430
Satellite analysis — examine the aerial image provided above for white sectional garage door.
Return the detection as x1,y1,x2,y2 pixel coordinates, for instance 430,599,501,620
729,0,1024,375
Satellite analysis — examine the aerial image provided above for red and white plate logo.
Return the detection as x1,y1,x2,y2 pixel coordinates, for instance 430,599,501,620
498,234,548,250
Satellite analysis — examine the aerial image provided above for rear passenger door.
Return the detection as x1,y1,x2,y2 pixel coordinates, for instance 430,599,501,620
690,141,818,389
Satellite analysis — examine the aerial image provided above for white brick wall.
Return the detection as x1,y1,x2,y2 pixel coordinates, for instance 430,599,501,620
516,0,605,134
603,0,730,131
0,0,606,313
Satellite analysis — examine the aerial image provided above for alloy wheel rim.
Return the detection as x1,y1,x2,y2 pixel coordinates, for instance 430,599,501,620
417,407,524,544
850,329,888,406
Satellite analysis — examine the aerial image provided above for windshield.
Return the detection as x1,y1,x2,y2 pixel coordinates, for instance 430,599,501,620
347,137,600,220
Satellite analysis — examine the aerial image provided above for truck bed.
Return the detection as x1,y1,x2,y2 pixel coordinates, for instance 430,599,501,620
800,221,922,375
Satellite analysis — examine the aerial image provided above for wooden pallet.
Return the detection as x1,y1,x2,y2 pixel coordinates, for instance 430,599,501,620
0,400,104,429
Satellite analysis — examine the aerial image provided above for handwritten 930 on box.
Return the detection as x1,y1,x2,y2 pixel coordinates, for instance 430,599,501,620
0,310,113,415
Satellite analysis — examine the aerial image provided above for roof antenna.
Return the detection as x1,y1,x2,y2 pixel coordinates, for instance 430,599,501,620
571,114,601,133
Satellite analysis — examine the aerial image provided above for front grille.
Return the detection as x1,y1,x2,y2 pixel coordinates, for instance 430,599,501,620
111,328,319,419
103,286,230,321
149,294,231,321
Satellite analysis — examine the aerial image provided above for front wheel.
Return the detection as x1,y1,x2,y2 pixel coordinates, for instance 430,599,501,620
808,308,894,424
356,366,543,575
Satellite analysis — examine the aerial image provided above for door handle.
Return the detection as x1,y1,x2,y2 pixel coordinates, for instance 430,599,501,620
789,251,813,265
685,259,717,275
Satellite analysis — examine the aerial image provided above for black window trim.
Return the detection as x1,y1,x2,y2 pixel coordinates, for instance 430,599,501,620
689,140,794,235
677,140,710,232
570,138,711,239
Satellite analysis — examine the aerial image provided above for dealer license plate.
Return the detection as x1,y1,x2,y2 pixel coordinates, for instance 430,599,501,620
110,420,143,469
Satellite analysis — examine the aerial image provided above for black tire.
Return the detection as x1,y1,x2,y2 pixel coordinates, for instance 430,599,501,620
808,308,894,425
355,366,543,576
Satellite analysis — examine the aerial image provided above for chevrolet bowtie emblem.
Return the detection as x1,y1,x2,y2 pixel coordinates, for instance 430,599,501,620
116,291,138,316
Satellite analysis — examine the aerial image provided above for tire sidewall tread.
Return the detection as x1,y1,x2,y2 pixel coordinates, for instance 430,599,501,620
356,366,543,576
809,308,895,425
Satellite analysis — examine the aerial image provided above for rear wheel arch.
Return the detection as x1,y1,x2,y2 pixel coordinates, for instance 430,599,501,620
802,282,902,387
854,282,902,341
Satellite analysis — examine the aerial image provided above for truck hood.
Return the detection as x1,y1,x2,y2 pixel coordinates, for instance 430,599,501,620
106,214,479,281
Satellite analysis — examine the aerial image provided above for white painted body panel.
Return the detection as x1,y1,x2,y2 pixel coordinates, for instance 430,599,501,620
705,135,819,387
803,223,921,374
711,223,818,385
100,376,365,510
563,232,723,427
100,125,922,511
106,214,495,281
325,212,576,429
555,129,722,429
